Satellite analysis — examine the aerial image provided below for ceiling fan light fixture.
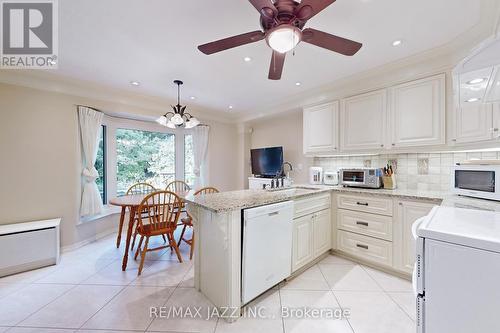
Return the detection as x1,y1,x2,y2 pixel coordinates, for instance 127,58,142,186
266,25,302,54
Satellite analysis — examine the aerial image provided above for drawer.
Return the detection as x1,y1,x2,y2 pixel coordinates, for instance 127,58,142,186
337,230,393,267
337,209,392,241
294,193,331,218
337,194,393,216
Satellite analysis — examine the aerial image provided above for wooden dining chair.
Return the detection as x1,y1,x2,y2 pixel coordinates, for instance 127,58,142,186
134,191,183,275
166,180,191,193
116,183,156,248
178,186,219,260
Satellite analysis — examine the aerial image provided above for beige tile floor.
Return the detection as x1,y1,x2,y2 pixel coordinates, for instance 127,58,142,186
0,229,415,333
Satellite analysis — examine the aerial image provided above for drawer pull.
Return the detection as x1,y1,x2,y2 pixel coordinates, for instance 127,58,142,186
268,212,279,216
356,221,369,227
356,243,369,250
356,202,369,206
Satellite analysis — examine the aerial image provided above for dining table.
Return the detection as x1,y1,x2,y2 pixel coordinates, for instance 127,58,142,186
109,190,191,271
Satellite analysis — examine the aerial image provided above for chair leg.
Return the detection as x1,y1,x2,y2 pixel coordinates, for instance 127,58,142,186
169,232,183,263
161,234,167,243
138,236,149,276
178,224,187,246
166,233,173,253
189,231,194,260
116,207,126,248
130,231,138,251
134,235,144,260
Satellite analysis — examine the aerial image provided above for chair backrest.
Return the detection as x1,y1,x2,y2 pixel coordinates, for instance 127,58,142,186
126,183,156,195
136,191,181,231
194,187,219,196
166,180,191,193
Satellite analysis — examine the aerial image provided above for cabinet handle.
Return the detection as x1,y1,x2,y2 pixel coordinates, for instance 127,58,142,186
356,202,369,206
268,212,279,216
391,143,396,146
380,144,384,148
356,221,369,227
356,243,369,250
452,139,457,142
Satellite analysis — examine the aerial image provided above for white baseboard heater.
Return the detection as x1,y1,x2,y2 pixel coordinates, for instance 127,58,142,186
0,218,61,277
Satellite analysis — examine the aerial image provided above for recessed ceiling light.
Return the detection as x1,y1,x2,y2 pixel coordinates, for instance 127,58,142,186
228,105,234,110
244,57,252,62
130,81,140,86
190,96,196,100
295,82,302,86
465,97,480,103
466,78,486,85
392,40,402,47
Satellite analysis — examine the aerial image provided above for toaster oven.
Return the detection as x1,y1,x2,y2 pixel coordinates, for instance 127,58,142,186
339,168,382,189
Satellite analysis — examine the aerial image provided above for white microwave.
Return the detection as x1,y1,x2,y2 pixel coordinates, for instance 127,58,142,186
452,164,500,201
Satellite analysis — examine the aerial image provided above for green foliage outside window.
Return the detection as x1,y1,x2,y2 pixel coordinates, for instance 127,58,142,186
116,128,175,195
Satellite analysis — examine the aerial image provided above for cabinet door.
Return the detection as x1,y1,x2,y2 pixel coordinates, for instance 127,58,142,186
454,103,493,143
292,214,314,272
389,74,445,148
493,103,500,140
393,200,435,274
303,102,339,154
313,209,331,257
340,89,387,151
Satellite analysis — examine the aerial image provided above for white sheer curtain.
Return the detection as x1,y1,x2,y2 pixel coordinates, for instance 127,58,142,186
78,106,104,217
192,125,210,189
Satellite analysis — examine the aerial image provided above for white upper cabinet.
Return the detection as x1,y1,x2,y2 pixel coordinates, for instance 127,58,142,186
454,103,494,144
340,89,387,151
389,74,445,148
303,102,339,154
493,103,500,140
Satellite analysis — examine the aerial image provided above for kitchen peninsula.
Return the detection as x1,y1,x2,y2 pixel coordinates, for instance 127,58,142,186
183,185,467,320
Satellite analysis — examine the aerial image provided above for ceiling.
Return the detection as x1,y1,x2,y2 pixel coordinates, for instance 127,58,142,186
55,0,483,117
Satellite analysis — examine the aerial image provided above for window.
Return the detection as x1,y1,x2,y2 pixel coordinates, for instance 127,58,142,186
184,134,195,186
95,125,106,204
116,128,175,196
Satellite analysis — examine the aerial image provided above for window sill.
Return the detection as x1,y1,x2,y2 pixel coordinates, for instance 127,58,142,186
79,205,122,224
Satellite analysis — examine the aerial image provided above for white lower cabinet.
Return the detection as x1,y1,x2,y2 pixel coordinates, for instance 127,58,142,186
334,193,439,275
393,200,435,274
313,209,332,257
292,195,332,272
337,230,393,267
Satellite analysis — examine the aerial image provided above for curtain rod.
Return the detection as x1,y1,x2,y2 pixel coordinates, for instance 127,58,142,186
75,104,209,128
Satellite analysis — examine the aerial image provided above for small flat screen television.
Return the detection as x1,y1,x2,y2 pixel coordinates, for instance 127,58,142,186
251,146,284,178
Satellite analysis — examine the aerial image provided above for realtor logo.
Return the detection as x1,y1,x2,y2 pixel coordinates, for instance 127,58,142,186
1,0,58,68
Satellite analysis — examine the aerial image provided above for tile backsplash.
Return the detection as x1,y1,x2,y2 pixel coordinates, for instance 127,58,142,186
314,152,500,191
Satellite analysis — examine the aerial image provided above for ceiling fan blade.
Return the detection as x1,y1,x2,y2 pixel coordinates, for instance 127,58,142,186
198,31,265,55
295,0,336,21
302,28,362,56
248,0,278,19
268,51,286,80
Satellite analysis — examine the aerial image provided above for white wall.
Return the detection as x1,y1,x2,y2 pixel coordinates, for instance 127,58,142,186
248,110,313,184
0,82,239,247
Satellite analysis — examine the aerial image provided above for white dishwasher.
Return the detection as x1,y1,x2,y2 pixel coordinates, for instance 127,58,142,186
242,201,294,304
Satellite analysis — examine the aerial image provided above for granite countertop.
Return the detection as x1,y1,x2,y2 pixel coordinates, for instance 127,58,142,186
183,186,333,213
185,184,447,213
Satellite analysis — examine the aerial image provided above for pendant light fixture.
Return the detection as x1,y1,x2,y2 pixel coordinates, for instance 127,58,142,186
156,80,200,129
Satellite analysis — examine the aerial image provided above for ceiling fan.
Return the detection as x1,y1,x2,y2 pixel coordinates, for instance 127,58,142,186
197,0,362,80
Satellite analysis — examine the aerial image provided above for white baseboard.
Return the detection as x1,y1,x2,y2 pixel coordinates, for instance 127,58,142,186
61,227,118,253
